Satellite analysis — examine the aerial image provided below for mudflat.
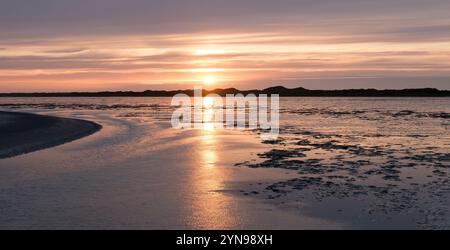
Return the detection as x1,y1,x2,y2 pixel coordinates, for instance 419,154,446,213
0,111,102,159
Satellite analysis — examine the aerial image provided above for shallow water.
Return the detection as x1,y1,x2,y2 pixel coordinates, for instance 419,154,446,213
0,97,449,229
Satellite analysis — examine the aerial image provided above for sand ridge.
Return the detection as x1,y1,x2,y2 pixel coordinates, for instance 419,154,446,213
0,111,102,159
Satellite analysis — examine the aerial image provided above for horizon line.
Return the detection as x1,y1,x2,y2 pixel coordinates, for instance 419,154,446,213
1,85,449,97
1,85,450,94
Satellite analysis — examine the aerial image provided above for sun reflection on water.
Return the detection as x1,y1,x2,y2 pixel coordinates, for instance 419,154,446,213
201,131,217,168
187,98,240,229
202,96,219,131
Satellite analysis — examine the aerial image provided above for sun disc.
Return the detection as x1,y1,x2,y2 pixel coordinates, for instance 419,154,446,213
203,76,216,85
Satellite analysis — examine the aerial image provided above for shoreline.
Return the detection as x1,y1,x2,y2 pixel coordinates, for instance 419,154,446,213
0,86,449,97
0,111,102,159
0,97,448,229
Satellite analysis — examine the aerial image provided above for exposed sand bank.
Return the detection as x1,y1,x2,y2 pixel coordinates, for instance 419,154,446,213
0,109,336,230
0,97,448,229
0,111,102,159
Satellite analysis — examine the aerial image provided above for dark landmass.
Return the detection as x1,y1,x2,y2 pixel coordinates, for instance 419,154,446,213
0,111,102,159
0,86,449,97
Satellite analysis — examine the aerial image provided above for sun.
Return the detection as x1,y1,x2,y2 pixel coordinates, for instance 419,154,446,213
203,76,216,85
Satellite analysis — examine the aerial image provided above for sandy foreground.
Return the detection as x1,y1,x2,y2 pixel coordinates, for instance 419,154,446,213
0,110,338,230
0,111,102,159
0,100,448,229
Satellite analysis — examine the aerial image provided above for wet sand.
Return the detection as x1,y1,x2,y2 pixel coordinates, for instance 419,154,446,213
0,108,338,230
0,111,102,159
0,97,448,229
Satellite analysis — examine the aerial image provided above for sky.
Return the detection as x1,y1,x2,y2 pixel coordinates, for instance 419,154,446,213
1,0,450,92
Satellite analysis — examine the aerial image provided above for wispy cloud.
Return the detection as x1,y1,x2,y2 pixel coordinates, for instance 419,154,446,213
1,0,450,91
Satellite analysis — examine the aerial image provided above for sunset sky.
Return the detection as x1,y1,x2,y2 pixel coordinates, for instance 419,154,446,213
1,0,450,92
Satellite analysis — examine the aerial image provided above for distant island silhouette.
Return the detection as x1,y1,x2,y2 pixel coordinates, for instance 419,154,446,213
1,86,449,97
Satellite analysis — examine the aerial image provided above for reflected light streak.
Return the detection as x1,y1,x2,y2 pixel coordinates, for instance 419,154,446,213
187,99,238,229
